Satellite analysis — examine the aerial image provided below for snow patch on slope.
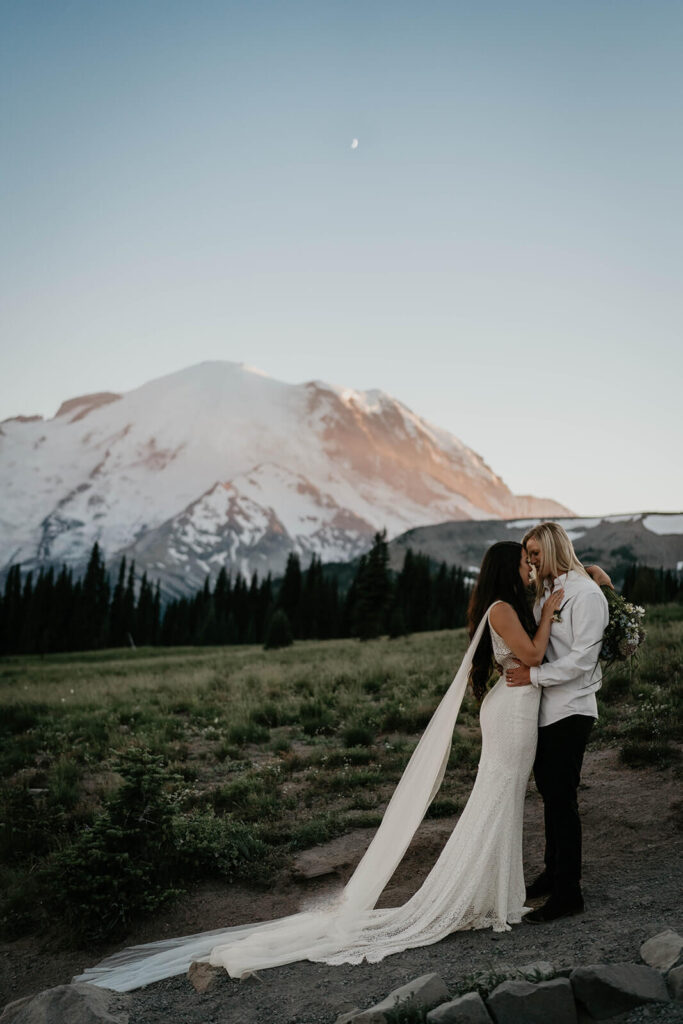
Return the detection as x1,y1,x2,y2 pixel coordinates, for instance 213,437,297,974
643,514,683,535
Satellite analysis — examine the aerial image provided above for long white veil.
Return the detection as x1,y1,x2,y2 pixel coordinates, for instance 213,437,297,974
75,608,492,991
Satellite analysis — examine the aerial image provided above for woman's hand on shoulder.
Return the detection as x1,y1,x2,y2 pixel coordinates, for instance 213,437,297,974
586,564,614,589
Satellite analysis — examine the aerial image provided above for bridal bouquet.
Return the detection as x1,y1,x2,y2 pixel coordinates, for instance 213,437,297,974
599,586,646,665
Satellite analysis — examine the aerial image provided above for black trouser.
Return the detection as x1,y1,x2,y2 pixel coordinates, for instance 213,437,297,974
533,714,594,897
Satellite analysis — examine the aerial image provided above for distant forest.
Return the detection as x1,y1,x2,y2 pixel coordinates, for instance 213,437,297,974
1,536,680,657
0,532,473,656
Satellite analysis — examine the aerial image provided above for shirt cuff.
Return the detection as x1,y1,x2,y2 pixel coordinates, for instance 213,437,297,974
529,666,542,687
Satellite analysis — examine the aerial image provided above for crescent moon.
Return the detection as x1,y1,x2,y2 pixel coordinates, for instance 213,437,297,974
350,138,359,149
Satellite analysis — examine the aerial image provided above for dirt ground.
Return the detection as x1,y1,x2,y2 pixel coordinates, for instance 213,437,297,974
1,747,682,1022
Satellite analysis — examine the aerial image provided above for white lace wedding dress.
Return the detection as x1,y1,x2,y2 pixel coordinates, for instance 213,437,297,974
76,604,540,991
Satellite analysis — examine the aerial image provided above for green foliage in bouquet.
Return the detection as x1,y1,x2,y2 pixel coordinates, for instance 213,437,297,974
600,585,646,667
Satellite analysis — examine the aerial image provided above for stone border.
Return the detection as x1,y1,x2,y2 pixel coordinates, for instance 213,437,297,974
1,930,681,1023
335,930,683,1023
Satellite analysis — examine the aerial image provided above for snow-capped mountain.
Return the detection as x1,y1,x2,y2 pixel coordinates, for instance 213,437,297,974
0,361,571,594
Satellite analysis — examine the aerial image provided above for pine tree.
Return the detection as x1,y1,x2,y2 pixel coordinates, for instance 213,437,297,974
77,542,110,649
256,574,274,644
278,553,302,636
29,566,55,654
1,565,23,654
213,566,230,641
123,561,137,646
350,530,392,639
135,572,156,644
318,574,341,639
109,557,128,646
264,608,293,649
152,582,161,644
300,555,323,638
53,565,73,652
232,574,249,642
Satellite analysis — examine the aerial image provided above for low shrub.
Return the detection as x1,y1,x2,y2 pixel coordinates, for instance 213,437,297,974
0,748,270,943
300,698,336,736
381,701,435,733
226,721,269,745
619,741,681,770
174,811,271,883
211,772,281,821
46,750,182,940
341,723,376,747
426,797,462,819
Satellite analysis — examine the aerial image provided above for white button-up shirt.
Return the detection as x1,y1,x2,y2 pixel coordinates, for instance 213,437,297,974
530,569,609,728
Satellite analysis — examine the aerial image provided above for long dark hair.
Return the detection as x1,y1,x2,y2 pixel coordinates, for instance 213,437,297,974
467,541,536,702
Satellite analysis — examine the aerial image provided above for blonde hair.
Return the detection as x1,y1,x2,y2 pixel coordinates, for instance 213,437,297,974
522,521,589,599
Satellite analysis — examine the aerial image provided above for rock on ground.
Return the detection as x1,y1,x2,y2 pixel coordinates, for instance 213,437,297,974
339,972,450,1023
668,966,683,1002
426,990,492,1023
571,963,671,1019
486,977,577,1024
187,961,222,994
0,983,131,1024
641,931,683,973
516,961,555,982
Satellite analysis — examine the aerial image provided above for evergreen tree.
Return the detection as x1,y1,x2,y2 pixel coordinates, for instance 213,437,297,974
30,566,55,654
53,566,74,652
387,603,408,638
18,571,34,653
152,582,161,644
256,574,274,643
1,565,23,654
213,566,230,641
278,553,302,636
318,573,341,639
77,542,110,649
350,530,392,639
622,564,682,605
123,561,137,646
300,555,323,638
109,557,128,646
232,574,249,642
393,549,432,632
264,608,293,649
431,562,450,630
135,572,156,645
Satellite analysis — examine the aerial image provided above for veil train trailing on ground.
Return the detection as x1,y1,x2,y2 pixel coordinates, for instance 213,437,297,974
76,605,537,990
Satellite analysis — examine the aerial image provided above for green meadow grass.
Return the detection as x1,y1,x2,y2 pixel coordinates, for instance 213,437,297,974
1,608,680,943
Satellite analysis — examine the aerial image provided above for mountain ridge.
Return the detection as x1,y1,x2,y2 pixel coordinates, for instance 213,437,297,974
0,361,572,593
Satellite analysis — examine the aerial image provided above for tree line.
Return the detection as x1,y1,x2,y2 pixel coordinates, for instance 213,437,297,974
621,563,683,605
0,532,472,655
0,545,160,655
5,537,677,657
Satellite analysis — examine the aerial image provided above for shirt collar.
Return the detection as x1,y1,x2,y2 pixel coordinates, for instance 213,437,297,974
544,571,569,593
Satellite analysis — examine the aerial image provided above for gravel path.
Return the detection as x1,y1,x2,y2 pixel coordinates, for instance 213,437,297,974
2,748,681,1022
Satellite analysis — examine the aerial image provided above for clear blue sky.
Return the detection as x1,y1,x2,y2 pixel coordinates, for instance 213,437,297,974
2,0,682,515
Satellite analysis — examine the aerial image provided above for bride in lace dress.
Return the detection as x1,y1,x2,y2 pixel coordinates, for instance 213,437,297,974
77,541,563,991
